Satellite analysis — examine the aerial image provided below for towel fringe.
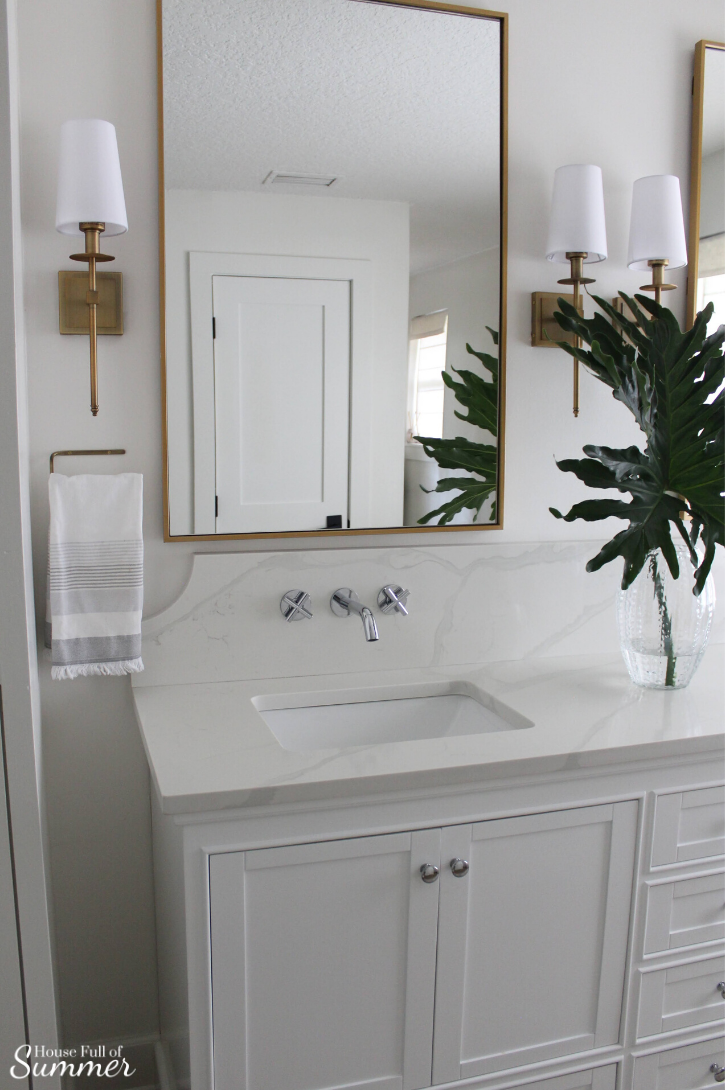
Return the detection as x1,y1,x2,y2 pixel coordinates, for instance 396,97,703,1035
51,659,144,681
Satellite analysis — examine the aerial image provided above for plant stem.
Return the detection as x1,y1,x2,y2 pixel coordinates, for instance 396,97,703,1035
651,553,676,686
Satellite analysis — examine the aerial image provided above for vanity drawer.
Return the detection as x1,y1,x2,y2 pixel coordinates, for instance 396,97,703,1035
637,951,725,1038
644,871,725,956
652,788,725,868
632,1037,725,1089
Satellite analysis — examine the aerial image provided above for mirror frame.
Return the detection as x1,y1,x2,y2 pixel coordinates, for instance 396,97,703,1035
157,0,509,541
686,38,725,329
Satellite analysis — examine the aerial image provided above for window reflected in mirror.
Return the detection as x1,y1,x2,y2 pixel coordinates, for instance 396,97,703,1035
408,313,448,441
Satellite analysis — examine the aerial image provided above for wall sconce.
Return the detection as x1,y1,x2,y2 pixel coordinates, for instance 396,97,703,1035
56,119,127,416
627,174,687,305
532,165,607,417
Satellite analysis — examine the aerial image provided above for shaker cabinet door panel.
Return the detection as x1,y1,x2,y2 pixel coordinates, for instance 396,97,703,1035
432,802,638,1083
210,828,441,1090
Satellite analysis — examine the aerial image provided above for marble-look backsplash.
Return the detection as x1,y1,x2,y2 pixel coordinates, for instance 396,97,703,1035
135,541,725,688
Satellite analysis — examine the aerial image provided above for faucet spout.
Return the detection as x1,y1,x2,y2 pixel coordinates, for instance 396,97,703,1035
360,606,379,642
330,588,379,641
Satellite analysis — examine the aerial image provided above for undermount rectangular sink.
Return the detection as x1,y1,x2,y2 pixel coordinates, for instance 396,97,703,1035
253,681,534,752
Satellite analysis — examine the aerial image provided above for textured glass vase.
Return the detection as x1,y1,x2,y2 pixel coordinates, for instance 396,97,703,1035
616,543,716,689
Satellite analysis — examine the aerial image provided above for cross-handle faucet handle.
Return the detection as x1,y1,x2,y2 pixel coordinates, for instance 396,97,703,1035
378,585,410,615
280,590,313,622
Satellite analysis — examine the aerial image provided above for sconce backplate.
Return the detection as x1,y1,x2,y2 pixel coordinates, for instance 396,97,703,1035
531,291,581,348
58,270,123,335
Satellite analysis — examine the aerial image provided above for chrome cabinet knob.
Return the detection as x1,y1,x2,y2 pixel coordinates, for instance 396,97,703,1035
420,863,439,883
711,1064,725,1082
377,585,410,615
450,858,469,877
280,590,313,622
718,981,725,997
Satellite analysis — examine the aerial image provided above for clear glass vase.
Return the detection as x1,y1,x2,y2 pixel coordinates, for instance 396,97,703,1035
616,543,716,689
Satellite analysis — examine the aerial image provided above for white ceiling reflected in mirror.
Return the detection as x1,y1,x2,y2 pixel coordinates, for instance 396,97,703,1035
160,0,507,540
688,40,725,335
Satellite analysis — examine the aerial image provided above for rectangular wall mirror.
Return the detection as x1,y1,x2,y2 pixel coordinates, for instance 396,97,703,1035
687,39,724,333
159,0,508,540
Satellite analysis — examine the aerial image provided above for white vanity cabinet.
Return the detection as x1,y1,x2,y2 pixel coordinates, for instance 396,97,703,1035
144,726,724,1090
206,803,638,1090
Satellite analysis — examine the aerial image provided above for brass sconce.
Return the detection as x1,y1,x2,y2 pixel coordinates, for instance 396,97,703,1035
56,119,127,416
627,174,687,306
533,165,608,417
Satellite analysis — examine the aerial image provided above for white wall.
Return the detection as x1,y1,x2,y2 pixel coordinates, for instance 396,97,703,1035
165,188,410,534
16,0,725,1050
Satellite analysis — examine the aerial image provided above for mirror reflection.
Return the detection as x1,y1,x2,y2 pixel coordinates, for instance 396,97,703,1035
161,0,506,538
691,42,724,335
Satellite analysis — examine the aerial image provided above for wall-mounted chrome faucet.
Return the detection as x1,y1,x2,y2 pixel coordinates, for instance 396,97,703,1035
330,588,379,642
377,585,410,615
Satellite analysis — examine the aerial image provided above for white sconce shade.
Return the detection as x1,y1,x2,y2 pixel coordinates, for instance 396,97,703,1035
546,164,608,264
56,119,128,236
627,174,687,271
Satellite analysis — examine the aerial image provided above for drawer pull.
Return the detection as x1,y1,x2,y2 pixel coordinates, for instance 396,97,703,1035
718,981,725,997
711,1064,725,1082
420,863,439,883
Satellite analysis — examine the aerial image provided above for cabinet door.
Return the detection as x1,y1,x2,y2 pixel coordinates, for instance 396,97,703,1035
432,802,638,1083
210,828,441,1090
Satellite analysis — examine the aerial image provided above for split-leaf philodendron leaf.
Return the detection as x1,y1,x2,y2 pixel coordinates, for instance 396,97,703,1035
550,293,724,595
414,328,499,526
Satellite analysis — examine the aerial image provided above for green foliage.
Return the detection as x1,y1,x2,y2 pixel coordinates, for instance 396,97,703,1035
414,328,499,526
550,293,724,594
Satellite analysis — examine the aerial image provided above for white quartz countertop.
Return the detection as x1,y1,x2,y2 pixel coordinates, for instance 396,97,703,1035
132,648,724,815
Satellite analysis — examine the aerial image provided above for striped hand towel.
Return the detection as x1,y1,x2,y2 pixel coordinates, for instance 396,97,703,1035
46,473,144,680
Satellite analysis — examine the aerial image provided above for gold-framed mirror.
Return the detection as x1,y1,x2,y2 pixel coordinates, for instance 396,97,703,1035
687,39,724,332
157,0,508,541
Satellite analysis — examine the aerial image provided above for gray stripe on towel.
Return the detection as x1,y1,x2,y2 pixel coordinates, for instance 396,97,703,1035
49,542,143,560
52,634,142,666
49,570,143,588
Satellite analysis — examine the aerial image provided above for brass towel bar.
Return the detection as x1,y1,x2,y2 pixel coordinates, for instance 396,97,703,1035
49,449,126,473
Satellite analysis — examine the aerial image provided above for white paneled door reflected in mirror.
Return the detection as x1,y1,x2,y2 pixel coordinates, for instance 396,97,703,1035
159,0,507,540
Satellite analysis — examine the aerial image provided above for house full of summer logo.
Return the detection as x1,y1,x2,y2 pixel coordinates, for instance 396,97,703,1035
10,1044,137,1080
